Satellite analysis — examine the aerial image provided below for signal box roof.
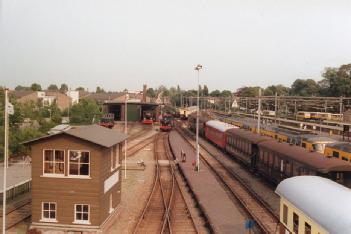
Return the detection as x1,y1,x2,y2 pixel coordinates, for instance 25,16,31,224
24,125,127,148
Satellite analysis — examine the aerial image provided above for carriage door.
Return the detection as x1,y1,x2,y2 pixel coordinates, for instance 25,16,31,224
336,172,344,184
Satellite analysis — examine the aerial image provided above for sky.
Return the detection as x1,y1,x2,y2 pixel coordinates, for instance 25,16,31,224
1,0,351,92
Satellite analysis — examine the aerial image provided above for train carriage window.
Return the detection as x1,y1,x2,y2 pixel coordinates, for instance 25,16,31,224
342,157,348,161
283,204,288,225
333,151,339,158
293,213,299,234
305,222,311,234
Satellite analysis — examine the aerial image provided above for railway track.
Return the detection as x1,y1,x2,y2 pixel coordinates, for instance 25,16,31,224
0,198,31,230
133,133,198,234
175,124,280,233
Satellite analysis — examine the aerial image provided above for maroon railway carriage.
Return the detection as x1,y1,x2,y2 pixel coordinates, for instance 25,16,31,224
204,120,238,149
257,140,351,186
226,129,274,167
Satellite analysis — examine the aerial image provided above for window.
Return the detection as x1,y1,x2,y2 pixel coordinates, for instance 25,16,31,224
305,222,311,234
302,142,306,148
111,145,120,171
42,202,57,222
293,213,299,234
69,151,90,177
75,204,90,224
333,151,340,158
283,204,288,225
43,150,65,175
109,194,114,213
342,157,349,161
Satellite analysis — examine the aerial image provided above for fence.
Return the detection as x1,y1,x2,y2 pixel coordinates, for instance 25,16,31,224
0,179,32,202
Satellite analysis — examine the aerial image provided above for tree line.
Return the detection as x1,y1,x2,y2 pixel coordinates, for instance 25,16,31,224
147,63,351,105
0,89,102,159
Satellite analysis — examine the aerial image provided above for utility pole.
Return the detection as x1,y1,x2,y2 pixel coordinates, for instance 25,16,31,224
124,93,129,179
194,64,202,172
3,88,9,234
257,89,262,134
274,92,278,124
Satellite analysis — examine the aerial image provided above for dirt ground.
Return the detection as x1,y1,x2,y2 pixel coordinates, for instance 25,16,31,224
106,143,156,234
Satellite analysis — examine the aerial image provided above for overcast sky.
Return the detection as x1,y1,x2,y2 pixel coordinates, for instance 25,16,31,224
1,0,351,92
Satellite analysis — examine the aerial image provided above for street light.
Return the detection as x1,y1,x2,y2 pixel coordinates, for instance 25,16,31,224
124,92,129,179
194,64,202,171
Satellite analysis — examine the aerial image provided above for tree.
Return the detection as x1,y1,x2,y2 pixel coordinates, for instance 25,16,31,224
203,85,209,96
96,86,105,93
47,84,59,91
70,99,102,124
147,88,156,98
320,64,351,96
30,83,42,91
60,84,69,93
75,87,85,91
210,90,221,97
15,85,30,91
235,86,261,97
290,79,320,96
264,85,290,96
221,90,232,97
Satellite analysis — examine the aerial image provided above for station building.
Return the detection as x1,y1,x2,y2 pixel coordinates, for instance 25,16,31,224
25,125,127,233
103,99,159,122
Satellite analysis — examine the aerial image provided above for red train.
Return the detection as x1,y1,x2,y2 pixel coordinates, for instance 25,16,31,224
142,111,154,124
204,120,238,148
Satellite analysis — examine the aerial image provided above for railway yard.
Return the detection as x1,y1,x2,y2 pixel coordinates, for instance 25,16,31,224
3,109,351,234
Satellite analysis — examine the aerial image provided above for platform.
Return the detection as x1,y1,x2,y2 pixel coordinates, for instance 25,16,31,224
0,163,31,191
169,131,247,234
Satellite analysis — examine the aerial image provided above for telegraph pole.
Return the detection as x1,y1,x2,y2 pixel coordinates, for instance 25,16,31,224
257,89,262,134
195,64,202,172
3,88,9,234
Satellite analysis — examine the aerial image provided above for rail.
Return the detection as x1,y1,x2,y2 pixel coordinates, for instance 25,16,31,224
175,123,280,233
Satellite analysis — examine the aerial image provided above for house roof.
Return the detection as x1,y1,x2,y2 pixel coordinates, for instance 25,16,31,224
81,92,124,102
24,125,127,148
10,90,36,99
276,176,351,234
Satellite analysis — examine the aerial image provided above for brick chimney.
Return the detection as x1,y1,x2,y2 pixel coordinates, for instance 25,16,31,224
142,84,147,102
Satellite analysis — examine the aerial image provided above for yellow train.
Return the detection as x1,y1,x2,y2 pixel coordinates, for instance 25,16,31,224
276,176,351,234
296,111,343,122
301,136,338,154
324,142,351,162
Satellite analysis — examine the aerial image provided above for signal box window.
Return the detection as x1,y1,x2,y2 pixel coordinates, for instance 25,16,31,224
293,212,299,234
75,204,90,224
69,151,90,177
43,150,64,175
42,202,57,222
305,222,311,234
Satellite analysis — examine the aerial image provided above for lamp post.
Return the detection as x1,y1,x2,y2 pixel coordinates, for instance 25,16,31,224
194,64,202,171
124,92,129,179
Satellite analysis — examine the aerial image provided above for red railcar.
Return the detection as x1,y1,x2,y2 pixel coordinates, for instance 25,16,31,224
142,111,154,124
205,120,238,149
